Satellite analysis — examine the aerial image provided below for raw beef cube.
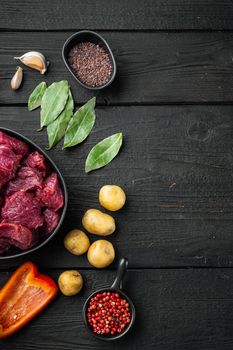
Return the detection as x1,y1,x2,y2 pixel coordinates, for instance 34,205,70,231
37,173,63,211
6,166,43,196
0,238,11,254
0,223,33,250
2,191,44,229
0,131,29,157
0,195,4,207
31,229,40,246
23,151,48,177
0,145,21,189
43,208,60,235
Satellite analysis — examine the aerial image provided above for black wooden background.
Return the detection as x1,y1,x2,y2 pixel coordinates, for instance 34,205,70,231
1,1,233,349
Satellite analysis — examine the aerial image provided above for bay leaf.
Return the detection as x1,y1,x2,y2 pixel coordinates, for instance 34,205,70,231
40,80,69,129
46,89,74,149
63,97,96,148
28,81,47,111
85,133,123,173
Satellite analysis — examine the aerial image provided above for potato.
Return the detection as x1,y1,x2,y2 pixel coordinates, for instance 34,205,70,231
87,240,115,268
58,270,83,296
99,185,126,211
82,209,116,236
64,229,90,256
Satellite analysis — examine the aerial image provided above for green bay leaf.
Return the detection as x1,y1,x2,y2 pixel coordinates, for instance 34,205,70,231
40,80,69,129
46,89,74,149
85,133,123,173
28,82,47,111
63,97,96,148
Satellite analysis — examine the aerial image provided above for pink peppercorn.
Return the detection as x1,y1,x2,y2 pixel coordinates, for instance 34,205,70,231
87,291,131,336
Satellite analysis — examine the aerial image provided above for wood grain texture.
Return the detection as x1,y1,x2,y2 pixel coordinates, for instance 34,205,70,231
1,0,233,30
1,268,233,350
1,106,233,269
2,32,233,105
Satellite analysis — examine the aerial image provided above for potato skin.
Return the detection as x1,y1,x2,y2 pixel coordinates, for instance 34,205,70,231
58,270,83,296
64,229,90,255
82,209,116,236
99,185,126,211
87,240,115,268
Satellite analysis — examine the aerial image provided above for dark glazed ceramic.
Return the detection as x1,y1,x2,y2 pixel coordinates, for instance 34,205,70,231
62,30,116,90
83,258,136,341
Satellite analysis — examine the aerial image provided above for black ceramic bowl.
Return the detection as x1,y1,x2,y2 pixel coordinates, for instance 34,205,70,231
0,127,68,260
62,30,116,90
83,258,136,341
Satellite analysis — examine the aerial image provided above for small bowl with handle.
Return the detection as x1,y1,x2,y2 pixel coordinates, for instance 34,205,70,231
83,257,135,341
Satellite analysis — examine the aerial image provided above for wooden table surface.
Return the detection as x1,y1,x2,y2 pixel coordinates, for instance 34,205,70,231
1,1,233,349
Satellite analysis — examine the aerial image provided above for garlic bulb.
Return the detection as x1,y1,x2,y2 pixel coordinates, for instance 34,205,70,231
14,51,48,74
11,66,23,90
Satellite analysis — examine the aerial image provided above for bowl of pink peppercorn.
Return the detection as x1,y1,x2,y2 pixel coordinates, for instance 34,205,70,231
83,258,136,341
62,30,116,90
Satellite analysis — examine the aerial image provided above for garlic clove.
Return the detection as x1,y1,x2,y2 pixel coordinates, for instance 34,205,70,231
11,66,23,90
14,51,48,74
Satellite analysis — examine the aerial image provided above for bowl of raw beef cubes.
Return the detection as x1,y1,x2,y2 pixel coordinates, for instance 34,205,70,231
0,128,68,259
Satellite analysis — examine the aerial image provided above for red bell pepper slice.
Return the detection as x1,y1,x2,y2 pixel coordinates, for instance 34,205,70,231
0,261,58,339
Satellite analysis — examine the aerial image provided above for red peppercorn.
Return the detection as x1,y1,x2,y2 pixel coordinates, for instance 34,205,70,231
87,291,131,336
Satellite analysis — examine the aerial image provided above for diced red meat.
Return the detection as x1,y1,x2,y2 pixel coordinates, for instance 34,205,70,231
0,195,4,207
0,144,22,163
2,191,44,229
31,229,40,246
37,173,63,211
43,208,60,235
0,223,33,250
23,151,48,177
0,145,21,189
0,238,11,253
0,131,29,157
0,132,64,254
6,166,43,196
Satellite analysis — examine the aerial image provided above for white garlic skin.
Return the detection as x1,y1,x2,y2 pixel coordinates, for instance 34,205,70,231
11,66,23,90
14,51,48,74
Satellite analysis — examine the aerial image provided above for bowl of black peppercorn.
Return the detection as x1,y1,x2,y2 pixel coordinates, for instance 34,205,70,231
62,30,116,91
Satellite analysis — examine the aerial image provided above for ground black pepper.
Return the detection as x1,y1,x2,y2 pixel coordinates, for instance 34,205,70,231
68,42,113,87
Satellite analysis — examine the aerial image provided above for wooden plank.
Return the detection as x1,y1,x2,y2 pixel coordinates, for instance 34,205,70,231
1,105,233,268
2,32,233,105
1,0,233,30
1,268,233,349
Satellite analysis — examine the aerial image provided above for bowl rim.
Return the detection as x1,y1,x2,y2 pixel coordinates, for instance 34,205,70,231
62,30,117,91
0,127,68,260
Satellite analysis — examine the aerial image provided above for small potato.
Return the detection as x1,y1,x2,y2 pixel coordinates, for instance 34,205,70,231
87,240,115,268
82,209,115,236
64,229,90,256
99,185,126,211
58,270,83,296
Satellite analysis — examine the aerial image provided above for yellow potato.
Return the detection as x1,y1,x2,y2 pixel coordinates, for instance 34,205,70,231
87,240,115,268
82,209,116,236
99,185,126,211
64,229,90,256
58,270,83,296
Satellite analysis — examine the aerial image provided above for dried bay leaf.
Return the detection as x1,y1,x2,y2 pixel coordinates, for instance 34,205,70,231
63,97,96,148
40,80,69,129
85,133,123,173
47,90,74,149
28,82,47,111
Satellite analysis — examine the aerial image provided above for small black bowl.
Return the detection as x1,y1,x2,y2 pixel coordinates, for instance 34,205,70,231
0,127,68,260
83,258,135,341
62,30,116,90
